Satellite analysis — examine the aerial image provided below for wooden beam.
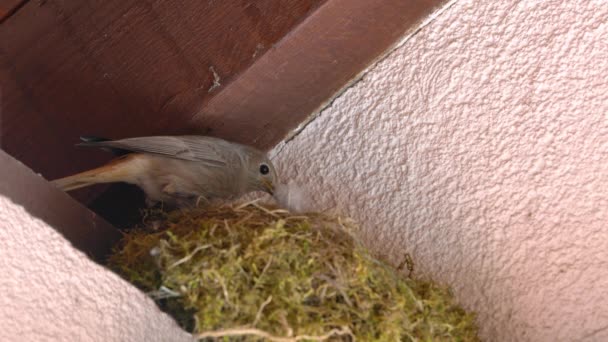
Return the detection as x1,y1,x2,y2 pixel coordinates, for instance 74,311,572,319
191,0,447,150
0,149,120,261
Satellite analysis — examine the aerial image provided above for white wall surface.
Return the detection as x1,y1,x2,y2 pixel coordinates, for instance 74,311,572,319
0,196,193,342
272,1,608,341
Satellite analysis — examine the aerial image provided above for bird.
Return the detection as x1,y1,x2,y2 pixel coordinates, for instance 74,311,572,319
52,135,278,208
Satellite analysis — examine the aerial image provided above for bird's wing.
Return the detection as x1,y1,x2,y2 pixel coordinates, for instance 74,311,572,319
78,136,229,167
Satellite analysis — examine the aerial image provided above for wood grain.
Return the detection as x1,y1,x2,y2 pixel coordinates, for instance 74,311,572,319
0,0,324,184
0,0,26,22
191,0,446,150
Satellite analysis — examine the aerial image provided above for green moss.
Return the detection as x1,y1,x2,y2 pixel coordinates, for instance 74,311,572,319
108,202,478,341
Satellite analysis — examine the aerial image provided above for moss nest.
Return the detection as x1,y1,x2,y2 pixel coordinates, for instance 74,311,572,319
108,202,478,341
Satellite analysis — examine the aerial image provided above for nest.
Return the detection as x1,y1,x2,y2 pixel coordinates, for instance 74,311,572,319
108,202,478,341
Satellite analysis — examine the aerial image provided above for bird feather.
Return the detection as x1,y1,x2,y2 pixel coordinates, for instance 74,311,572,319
78,136,231,168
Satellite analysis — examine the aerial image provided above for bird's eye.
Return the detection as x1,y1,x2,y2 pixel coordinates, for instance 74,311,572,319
259,163,270,175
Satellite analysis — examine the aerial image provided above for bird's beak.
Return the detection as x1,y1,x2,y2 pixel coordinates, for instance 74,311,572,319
262,179,274,195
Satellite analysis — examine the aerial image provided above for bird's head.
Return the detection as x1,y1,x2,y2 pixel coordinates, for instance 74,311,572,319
243,148,278,196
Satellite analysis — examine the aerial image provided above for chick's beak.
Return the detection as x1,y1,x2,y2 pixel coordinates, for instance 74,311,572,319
262,179,274,195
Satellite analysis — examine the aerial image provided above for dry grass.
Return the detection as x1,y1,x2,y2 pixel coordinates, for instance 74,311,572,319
108,201,478,341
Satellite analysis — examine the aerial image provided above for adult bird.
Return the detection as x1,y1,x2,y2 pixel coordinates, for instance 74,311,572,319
52,135,278,208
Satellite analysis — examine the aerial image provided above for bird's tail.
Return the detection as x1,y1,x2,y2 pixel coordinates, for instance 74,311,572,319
51,154,142,191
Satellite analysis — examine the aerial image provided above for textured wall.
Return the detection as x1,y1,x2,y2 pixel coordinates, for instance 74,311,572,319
0,196,193,342
272,0,608,340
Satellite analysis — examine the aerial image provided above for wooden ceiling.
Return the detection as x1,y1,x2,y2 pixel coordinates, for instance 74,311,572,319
1,0,444,226
1,0,325,181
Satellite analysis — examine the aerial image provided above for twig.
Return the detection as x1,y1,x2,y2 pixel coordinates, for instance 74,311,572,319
251,201,281,217
194,326,353,341
278,312,293,337
315,274,353,307
168,244,211,270
234,212,254,226
252,296,273,327
260,256,274,278
147,286,181,299
235,198,261,210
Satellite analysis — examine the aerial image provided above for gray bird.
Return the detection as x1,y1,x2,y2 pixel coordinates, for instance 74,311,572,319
52,135,277,208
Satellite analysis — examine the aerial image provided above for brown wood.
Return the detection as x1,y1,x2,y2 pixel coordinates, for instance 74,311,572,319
0,149,121,262
0,0,325,188
0,0,26,22
191,0,447,150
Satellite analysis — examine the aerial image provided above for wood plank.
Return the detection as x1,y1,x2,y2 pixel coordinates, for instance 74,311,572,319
0,0,26,22
1,0,445,221
191,0,446,150
0,149,121,261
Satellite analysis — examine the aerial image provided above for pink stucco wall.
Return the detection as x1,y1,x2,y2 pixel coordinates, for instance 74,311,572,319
1,1,605,341
0,195,193,342
273,0,608,341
